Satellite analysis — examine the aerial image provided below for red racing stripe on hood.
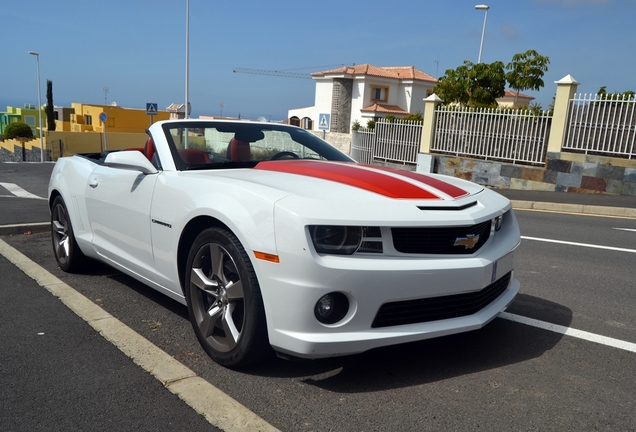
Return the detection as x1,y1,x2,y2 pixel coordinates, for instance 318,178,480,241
368,165,470,198
255,160,442,199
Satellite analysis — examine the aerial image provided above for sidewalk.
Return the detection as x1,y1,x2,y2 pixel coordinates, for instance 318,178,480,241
496,189,636,218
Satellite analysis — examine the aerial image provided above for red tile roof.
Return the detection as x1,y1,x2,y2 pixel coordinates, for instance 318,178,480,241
360,103,409,115
502,89,534,100
312,64,437,83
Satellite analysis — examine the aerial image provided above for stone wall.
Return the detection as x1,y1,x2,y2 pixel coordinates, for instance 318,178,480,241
0,131,148,162
309,130,352,154
434,151,636,196
330,79,353,133
0,138,51,162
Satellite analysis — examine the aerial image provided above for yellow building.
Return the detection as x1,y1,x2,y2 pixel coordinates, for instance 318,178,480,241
70,103,170,133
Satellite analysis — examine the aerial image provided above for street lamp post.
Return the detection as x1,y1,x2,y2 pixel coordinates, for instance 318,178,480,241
475,4,489,64
28,51,44,162
185,0,190,119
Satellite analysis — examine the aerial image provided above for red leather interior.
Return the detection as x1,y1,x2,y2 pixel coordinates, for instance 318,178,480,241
229,138,250,161
179,149,211,164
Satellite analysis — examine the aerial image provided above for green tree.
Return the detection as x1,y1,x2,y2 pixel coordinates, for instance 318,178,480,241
528,102,544,116
433,60,506,108
4,122,34,140
505,50,550,106
597,86,635,100
46,80,56,131
433,62,471,106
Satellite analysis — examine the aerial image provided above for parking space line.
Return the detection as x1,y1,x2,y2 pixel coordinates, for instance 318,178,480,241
500,312,636,353
0,238,280,432
0,182,46,200
521,236,636,254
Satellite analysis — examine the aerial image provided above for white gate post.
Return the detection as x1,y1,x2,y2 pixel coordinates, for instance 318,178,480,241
547,74,579,154
417,94,443,173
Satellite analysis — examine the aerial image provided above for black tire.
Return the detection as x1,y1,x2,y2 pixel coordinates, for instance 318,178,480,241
51,196,87,273
184,227,272,368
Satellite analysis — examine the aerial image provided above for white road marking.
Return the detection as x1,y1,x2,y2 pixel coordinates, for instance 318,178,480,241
521,236,636,254
500,312,636,353
0,238,279,432
613,228,636,233
0,182,46,200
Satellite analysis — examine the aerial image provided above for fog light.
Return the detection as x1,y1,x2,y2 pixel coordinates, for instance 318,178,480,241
314,292,349,324
494,214,504,231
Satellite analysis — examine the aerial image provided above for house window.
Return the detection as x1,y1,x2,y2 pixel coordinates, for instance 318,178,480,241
371,86,389,102
85,115,92,126
24,115,36,126
301,117,313,130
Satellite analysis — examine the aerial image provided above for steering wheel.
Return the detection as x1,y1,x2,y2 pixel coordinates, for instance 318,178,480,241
270,151,300,160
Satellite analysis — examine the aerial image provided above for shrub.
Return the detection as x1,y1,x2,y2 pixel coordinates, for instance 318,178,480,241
402,112,423,123
4,122,34,140
351,120,361,132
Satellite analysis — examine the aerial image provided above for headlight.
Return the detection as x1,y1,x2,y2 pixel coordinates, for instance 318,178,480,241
309,225,362,255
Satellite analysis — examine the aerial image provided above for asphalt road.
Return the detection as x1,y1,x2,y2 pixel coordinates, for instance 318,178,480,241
1,162,635,431
0,251,218,432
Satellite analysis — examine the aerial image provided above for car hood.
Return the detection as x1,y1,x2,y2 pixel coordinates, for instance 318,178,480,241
187,160,508,224
188,161,485,203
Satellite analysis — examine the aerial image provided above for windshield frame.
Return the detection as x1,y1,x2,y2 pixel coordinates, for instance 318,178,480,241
160,120,354,171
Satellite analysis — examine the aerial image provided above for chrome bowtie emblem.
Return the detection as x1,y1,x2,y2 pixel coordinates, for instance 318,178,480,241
454,234,480,249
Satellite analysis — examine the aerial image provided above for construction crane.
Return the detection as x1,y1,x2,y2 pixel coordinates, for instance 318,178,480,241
233,68,313,80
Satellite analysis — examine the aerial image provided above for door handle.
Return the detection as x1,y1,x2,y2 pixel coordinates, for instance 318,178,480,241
89,178,99,188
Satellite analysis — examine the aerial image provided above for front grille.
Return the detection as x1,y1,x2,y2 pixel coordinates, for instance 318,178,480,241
391,220,491,254
371,272,511,328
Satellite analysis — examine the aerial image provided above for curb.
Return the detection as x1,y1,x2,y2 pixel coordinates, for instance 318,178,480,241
0,238,281,432
511,200,636,219
0,222,49,236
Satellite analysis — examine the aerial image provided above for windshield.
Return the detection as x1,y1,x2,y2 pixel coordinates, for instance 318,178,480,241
161,121,353,170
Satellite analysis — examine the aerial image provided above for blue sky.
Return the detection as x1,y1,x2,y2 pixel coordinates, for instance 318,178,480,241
1,0,633,120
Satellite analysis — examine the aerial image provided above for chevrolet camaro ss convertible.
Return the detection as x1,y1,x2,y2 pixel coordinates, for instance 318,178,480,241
48,119,521,368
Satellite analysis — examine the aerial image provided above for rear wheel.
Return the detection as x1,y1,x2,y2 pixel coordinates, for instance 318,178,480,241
185,227,272,367
51,196,87,272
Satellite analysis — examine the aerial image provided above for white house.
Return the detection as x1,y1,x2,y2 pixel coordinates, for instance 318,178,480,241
288,64,438,133
496,90,535,108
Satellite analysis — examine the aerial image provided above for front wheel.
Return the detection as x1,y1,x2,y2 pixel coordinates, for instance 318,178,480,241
184,227,272,368
51,196,87,272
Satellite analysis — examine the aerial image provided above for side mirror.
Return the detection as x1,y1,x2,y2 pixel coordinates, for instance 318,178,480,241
104,150,158,174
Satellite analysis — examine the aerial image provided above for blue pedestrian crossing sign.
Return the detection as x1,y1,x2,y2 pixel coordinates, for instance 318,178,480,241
318,113,330,130
146,103,158,115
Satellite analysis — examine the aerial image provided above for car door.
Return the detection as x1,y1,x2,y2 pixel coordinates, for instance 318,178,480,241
84,164,158,277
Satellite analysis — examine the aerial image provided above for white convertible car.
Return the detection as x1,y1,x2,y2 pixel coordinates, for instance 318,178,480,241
49,119,520,368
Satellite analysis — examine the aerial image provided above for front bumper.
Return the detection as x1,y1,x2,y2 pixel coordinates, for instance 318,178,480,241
256,242,520,359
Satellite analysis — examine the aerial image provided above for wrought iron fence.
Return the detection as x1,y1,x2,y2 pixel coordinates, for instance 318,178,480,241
564,93,636,159
351,128,375,164
351,119,422,165
431,106,552,165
